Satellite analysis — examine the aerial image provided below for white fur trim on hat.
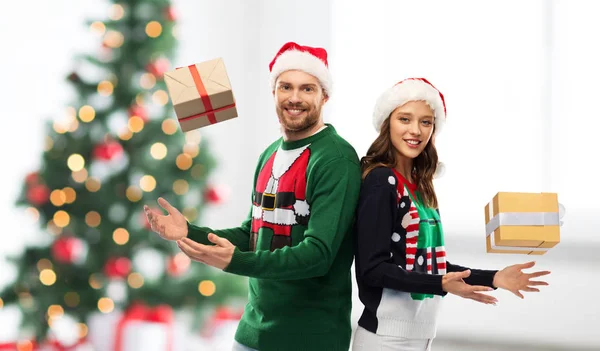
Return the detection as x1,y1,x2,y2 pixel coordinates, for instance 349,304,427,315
372,79,446,135
269,50,333,96
434,161,446,179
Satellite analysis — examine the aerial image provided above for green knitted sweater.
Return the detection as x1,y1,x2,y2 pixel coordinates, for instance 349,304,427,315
187,125,361,351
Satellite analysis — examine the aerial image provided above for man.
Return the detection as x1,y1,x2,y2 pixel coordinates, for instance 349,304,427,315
144,42,362,351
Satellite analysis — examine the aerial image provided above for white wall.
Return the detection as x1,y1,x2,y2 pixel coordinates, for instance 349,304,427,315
0,0,109,340
1,0,598,349
0,0,108,286
549,0,600,222
332,0,551,237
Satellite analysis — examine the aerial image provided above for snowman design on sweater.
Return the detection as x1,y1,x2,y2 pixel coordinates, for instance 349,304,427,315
251,144,311,251
392,169,447,300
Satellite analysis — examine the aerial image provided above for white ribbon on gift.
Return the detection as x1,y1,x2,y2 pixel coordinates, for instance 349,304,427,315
485,200,565,252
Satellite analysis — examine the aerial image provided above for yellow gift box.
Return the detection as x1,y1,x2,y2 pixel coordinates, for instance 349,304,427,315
484,192,563,255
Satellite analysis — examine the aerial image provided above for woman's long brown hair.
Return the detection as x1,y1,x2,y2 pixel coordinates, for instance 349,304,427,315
360,116,439,209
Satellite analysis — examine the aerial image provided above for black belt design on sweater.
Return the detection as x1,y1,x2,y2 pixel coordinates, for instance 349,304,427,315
254,192,296,211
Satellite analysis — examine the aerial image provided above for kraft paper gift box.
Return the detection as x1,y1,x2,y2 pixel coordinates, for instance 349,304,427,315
484,192,563,255
164,58,238,132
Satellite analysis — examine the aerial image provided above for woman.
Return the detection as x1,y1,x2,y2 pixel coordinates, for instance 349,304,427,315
352,78,551,350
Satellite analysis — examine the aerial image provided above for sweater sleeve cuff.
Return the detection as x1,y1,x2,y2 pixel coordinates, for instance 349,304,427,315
487,270,499,289
431,274,447,296
421,273,447,296
224,248,251,276
186,222,210,245
469,270,499,289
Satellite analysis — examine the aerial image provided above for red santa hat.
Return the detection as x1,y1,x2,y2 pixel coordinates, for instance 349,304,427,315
269,42,332,96
373,78,446,135
373,78,447,178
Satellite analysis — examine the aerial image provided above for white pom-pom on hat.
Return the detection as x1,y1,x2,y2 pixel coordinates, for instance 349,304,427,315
434,162,446,179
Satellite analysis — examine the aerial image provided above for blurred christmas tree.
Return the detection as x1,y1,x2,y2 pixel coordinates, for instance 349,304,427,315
0,0,246,341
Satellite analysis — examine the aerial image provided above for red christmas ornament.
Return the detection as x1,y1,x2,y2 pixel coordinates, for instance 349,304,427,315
92,140,123,161
146,58,170,78
164,7,177,21
25,172,39,186
52,237,85,264
67,72,81,83
27,184,50,206
204,185,229,204
205,188,221,203
128,104,148,122
104,257,131,279
167,253,190,277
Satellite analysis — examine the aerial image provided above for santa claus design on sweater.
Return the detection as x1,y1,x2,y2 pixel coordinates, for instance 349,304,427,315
250,145,311,251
